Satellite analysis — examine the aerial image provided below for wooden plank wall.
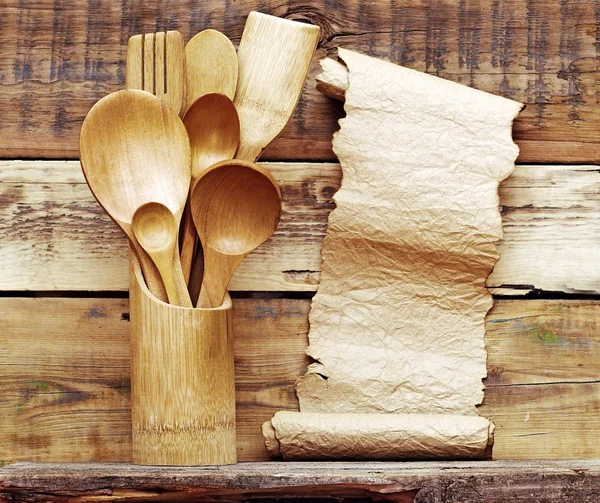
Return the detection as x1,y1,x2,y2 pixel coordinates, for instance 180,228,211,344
1,0,600,465
1,0,600,162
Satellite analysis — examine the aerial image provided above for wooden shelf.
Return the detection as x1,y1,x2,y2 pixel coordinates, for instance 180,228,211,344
2,460,600,502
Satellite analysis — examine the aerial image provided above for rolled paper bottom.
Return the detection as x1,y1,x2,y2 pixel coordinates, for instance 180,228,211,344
263,411,493,461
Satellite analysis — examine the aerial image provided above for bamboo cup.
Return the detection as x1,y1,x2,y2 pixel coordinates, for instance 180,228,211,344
129,251,236,466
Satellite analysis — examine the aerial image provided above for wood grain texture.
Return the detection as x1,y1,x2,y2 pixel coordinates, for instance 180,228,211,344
2,161,600,294
486,300,600,386
2,297,600,464
481,382,600,460
490,164,600,294
4,460,600,502
0,0,599,162
129,259,236,465
0,161,335,293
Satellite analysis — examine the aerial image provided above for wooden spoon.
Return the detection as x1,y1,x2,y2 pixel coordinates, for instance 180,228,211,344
132,202,191,307
180,93,240,291
79,89,191,304
183,29,238,116
190,160,281,308
234,12,320,161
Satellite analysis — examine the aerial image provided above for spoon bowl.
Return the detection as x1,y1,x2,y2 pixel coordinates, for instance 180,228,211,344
183,29,238,115
184,93,240,182
132,202,191,307
191,159,281,308
133,202,177,254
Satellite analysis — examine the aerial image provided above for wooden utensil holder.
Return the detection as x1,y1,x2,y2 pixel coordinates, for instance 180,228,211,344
129,252,236,466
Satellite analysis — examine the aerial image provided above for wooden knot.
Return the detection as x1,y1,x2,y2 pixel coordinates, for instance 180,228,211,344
277,7,332,46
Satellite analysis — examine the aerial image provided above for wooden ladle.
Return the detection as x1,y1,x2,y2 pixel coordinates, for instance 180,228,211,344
132,202,191,307
190,160,281,308
79,89,191,304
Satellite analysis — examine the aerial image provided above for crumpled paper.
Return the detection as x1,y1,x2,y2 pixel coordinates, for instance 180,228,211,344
265,48,522,459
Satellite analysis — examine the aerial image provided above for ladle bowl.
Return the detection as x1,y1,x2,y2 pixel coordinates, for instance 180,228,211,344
191,159,281,308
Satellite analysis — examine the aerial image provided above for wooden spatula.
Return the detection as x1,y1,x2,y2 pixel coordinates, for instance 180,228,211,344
126,31,185,116
234,12,320,161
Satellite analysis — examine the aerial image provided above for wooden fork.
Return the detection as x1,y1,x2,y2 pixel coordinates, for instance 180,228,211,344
126,31,185,116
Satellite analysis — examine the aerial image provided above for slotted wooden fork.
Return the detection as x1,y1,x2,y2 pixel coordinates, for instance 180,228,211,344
126,31,185,116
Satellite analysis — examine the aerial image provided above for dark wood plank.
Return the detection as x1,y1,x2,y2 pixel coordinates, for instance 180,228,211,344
2,297,600,465
486,300,600,385
3,460,600,502
0,0,598,162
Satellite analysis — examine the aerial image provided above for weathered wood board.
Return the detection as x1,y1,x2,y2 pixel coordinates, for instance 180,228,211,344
2,297,600,464
0,0,599,162
2,161,600,294
4,460,600,502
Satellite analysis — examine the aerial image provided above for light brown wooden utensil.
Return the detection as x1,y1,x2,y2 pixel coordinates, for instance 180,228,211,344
190,159,281,308
126,31,185,116
182,29,238,116
234,11,320,161
79,89,191,303
180,93,240,293
132,202,192,307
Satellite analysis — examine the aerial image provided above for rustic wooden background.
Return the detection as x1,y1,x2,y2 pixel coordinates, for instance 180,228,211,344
2,0,600,466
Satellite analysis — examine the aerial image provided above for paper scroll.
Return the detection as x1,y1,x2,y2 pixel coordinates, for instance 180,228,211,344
265,49,523,460
263,411,494,460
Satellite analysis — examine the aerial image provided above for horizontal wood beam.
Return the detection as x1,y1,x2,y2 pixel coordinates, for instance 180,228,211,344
1,161,600,294
2,297,600,464
3,460,600,502
1,1,599,163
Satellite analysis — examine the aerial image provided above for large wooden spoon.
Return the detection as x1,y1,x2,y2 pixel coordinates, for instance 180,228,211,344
180,93,240,292
190,160,281,308
234,12,320,161
132,202,191,307
79,89,191,303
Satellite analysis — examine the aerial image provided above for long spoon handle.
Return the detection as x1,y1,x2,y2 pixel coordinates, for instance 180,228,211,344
132,242,168,302
141,241,191,308
188,244,204,306
197,250,244,308
171,242,193,307
179,202,196,284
